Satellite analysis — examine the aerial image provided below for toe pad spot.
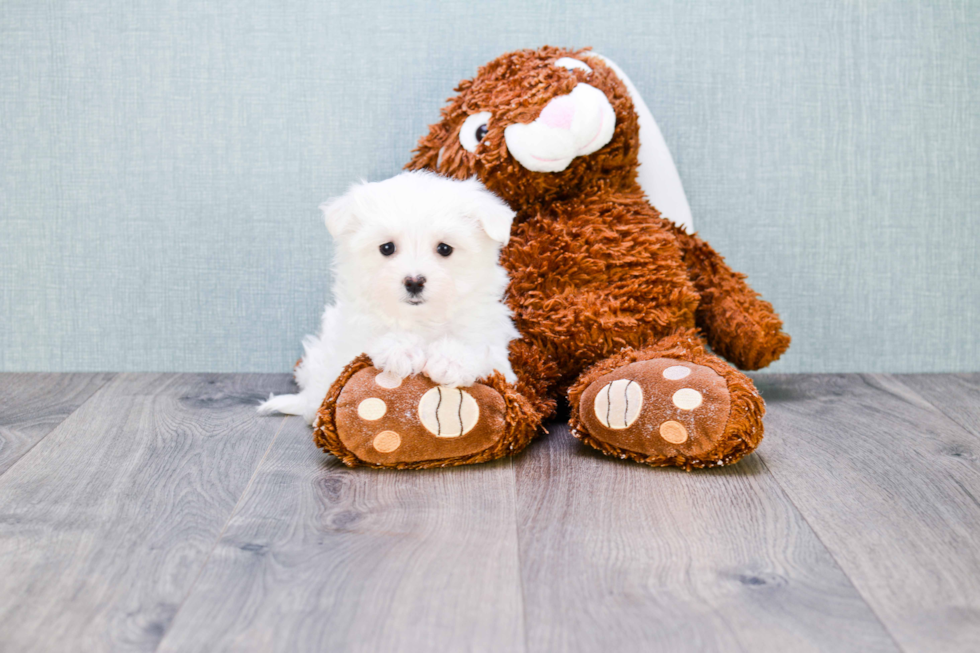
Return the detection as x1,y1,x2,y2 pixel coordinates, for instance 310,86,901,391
373,430,402,452
672,388,703,410
357,398,387,421
663,365,691,380
659,421,689,444
375,372,402,389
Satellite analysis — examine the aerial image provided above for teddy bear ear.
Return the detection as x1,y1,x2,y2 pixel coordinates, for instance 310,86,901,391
464,178,515,244
585,53,695,234
319,189,359,239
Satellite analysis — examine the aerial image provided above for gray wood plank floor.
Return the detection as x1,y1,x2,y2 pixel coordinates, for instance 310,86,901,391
0,373,294,653
157,420,525,653
0,372,977,652
754,373,980,653
514,424,897,653
0,373,115,476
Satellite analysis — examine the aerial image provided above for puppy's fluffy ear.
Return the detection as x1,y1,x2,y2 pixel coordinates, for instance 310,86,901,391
319,192,357,238
464,179,515,244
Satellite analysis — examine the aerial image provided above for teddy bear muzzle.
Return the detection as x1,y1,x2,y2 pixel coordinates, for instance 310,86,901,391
503,83,617,173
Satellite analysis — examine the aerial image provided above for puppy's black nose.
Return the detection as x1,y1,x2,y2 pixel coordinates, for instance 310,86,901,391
403,275,426,296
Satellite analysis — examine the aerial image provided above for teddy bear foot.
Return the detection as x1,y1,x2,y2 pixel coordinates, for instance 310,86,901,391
569,353,766,470
313,355,541,469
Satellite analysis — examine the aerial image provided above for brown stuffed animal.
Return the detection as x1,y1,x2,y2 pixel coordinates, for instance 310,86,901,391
313,46,789,470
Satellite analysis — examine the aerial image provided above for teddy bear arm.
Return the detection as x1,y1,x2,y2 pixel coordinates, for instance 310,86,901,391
675,230,790,370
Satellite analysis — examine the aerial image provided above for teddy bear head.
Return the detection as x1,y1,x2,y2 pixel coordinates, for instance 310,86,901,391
407,46,641,212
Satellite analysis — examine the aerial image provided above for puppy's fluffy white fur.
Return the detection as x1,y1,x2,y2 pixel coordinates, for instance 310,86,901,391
258,171,520,424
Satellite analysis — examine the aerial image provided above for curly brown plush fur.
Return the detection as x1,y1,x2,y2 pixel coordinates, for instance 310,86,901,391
401,46,789,468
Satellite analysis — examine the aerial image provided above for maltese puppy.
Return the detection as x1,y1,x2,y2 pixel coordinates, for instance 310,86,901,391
258,171,519,424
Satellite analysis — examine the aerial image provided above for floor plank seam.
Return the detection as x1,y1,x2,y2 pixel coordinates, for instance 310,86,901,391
152,414,291,653
0,373,117,481
755,452,909,653
509,457,531,653
886,374,980,444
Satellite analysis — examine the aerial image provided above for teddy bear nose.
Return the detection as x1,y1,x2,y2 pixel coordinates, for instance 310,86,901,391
403,276,426,296
538,95,576,130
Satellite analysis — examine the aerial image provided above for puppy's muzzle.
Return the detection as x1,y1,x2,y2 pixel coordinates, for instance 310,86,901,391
403,275,426,298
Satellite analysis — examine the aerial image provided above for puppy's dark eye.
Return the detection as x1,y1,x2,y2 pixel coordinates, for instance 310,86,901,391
475,124,488,142
379,242,396,256
436,243,453,257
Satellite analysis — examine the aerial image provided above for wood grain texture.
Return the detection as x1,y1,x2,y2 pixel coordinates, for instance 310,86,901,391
514,421,897,653
4,373,979,652
0,373,115,475
895,373,980,440
157,417,526,653
0,373,293,653
755,373,980,653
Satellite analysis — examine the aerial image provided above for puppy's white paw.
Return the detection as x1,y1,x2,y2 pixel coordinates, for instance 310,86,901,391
423,353,479,388
424,338,488,387
367,332,426,381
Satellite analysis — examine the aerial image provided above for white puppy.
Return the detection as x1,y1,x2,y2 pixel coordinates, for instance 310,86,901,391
258,171,520,424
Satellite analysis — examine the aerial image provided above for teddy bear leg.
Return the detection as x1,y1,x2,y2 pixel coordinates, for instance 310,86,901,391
312,354,547,469
567,330,765,469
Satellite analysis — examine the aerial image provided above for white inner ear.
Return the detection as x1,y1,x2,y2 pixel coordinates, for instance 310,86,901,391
554,57,592,74
584,53,694,233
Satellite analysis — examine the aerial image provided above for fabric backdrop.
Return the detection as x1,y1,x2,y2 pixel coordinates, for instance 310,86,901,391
2,0,978,373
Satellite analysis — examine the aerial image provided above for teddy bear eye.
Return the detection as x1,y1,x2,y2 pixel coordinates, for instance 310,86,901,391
554,57,593,74
459,111,492,153
379,242,395,256
436,242,453,257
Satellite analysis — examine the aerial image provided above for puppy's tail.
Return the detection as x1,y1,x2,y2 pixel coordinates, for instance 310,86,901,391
257,393,309,418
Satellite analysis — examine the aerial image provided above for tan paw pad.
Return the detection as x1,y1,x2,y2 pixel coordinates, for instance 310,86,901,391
418,387,480,438
333,367,511,465
578,358,732,460
593,379,643,429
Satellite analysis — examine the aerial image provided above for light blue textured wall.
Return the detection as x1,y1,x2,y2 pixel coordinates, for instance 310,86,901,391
2,0,978,373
